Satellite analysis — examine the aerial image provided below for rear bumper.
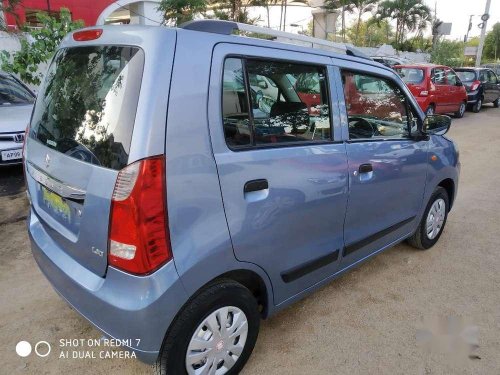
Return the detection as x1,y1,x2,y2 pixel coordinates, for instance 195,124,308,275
467,91,480,104
28,208,188,364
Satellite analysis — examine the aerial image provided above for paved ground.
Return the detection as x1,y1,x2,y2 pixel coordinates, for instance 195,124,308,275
1,107,499,375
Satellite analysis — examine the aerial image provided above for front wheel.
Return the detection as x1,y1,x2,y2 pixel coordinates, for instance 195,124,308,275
494,97,500,108
425,105,435,116
154,280,260,375
407,187,449,250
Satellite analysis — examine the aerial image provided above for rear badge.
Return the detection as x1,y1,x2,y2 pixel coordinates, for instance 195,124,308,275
91,247,104,257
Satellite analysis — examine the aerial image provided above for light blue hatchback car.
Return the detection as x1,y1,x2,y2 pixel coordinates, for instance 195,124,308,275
25,20,460,374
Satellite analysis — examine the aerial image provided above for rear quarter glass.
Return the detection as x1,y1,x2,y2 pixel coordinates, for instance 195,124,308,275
29,45,145,170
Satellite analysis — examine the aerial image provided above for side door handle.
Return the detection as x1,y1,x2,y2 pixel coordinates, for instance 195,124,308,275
244,179,268,193
359,163,373,173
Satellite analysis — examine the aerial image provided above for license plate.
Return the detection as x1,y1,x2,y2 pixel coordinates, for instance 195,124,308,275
1,148,22,161
41,186,71,222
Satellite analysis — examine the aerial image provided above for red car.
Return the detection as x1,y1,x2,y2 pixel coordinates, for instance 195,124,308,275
394,64,467,118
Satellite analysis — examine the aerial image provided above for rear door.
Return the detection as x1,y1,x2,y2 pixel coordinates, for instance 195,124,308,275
25,29,176,276
209,44,348,304
486,70,500,102
445,69,461,111
431,67,449,113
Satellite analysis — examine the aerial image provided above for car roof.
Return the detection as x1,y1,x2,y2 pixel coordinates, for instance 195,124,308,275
454,67,487,71
60,25,395,75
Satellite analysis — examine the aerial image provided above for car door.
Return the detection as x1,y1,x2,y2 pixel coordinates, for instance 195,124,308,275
337,67,428,266
487,70,500,102
478,70,492,103
208,44,349,305
431,67,449,113
446,69,461,111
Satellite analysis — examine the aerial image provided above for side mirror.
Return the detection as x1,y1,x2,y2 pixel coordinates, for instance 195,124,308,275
423,114,451,135
258,80,268,89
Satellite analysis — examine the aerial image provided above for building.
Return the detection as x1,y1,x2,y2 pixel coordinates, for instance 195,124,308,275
2,0,162,28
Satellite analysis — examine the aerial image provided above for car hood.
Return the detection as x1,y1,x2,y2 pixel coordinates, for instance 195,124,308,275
0,104,33,133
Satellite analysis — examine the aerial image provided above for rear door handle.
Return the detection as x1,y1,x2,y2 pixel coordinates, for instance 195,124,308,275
244,179,268,193
359,163,373,173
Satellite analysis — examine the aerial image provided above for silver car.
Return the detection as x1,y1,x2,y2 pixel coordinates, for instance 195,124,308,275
0,72,35,165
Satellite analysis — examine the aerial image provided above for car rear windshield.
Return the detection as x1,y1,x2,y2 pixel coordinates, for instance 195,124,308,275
455,70,476,82
395,68,424,84
29,46,144,170
0,73,34,105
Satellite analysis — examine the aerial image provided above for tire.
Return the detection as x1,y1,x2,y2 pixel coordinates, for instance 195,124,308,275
153,280,260,375
494,97,500,108
472,98,482,113
454,102,466,118
407,187,449,250
425,105,435,116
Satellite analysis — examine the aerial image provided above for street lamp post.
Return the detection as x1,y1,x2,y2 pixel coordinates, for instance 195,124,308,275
475,0,491,67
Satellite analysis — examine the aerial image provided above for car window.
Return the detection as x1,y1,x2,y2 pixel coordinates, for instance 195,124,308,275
456,71,476,82
395,68,425,84
29,46,144,170
479,70,488,82
446,70,458,86
222,58,252,147
0,74,34,105
222,58,331,148
432,68,446,84
488,70,498,84
342,71,410,140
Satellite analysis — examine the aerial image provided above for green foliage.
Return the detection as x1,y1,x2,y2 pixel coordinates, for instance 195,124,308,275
430,40,465,66
157,0,207,25
398,35,432,52
346,18,393,47
484,23,500,61
0,8,84,85
376,0,431,48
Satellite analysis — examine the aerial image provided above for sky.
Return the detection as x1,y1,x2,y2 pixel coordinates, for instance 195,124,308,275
248,0,500,42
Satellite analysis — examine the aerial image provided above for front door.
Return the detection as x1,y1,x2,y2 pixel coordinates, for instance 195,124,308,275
431,67,449,113
339,69,428,265
446,68,461,111
209,45,349,304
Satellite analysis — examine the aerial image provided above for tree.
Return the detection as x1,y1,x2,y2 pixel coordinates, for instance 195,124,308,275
351,0,379,46
346,18,393,47
430,40,464,66
0,8,84,85
484,23,500,61
377,0,431,48
158,0,207,25
323,0,356,42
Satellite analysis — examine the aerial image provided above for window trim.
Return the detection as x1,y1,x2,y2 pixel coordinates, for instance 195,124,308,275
340,68,415,143
220,55,336,152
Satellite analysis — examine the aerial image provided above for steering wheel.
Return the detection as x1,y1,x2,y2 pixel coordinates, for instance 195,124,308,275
348,117,376,139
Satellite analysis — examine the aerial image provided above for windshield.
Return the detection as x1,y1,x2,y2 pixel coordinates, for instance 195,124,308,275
395,68,425,84
29,46,144,170
456,71,476,82
0,74,35,105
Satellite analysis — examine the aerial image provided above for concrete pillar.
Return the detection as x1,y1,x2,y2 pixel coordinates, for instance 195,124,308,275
128,1,163,25
311,8,338,40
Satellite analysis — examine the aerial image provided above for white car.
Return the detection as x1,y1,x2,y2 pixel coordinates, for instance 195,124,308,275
0,72,35,165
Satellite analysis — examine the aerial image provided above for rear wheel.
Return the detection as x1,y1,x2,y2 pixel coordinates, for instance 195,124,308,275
407,187,449,250
154,280,260,375
494,97,500,108
454,102,466,118
472,98,482,113
425,105,435,116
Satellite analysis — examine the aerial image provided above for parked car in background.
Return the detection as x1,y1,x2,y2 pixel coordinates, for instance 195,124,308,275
0,71,35,166
454,67,500,112
395,64,467,118
26,23,459,375
482,63,500,76
372,56,408,69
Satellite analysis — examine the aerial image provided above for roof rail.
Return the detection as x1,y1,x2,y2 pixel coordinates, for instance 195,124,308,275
179,19,371,60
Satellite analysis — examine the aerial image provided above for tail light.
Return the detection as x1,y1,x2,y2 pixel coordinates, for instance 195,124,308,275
108,155,172,275
471,80,481,91
73,29,103,41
